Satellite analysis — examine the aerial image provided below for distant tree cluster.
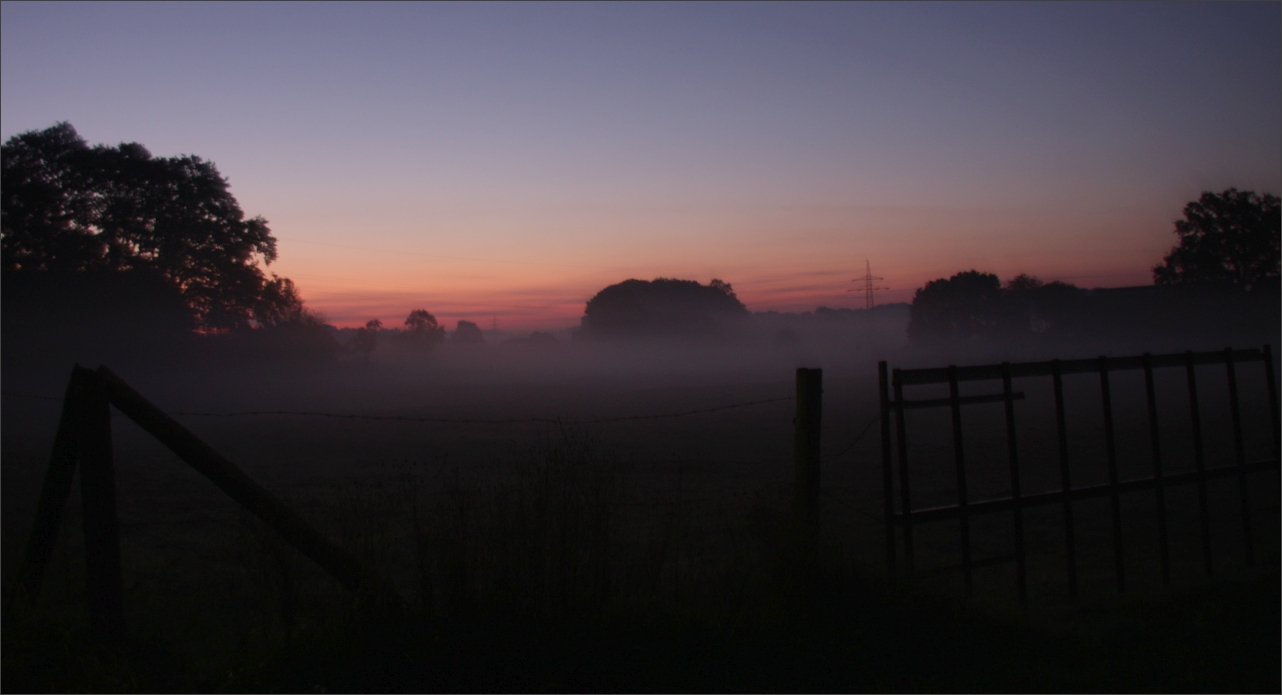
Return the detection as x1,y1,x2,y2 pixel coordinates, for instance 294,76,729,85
909,190,1280,346
579,278,749,338
2,122,306,331
907,271,1082,343
348,310,491,359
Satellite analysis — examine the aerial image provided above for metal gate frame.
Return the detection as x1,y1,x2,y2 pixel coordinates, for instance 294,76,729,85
878,346,1280,600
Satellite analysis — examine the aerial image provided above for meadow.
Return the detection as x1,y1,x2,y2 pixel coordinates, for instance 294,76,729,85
2,327,1278,692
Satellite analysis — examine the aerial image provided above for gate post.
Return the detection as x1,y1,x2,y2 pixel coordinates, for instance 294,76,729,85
878,362,895,574
794,368,822,534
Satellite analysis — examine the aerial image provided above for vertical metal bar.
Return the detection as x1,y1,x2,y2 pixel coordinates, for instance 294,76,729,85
948,366,972,594
9,367,88,608
76,367,125,642
1263,344,1279,462
1185,352,1212,577
1142,354,1170,586
1052,360,1077,601
1099,356,1125,593
1001,363,1026,602
892,369,914,573
1224,348,1253,567
878,361,896,575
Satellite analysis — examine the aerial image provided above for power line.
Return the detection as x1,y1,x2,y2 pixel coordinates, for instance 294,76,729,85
2,392,63,402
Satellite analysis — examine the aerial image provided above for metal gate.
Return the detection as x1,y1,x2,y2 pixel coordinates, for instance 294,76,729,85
878,346,1279,600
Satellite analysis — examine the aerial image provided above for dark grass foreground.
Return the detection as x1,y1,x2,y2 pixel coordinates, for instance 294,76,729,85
3,432,1278,693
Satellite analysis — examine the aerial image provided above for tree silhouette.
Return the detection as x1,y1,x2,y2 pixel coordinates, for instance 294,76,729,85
403,308,446,347
909,270,1090,343
353,319,382,360
1,122,303,331
1153,189,1280,290
453,320,484,344
1003,274,1084,336
579,278,749,338
1005,273,1044,292
2,266,197,359
907,270,1004,343
404,309,433,331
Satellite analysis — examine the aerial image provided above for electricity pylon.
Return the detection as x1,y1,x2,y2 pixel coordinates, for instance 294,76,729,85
849,260,889,309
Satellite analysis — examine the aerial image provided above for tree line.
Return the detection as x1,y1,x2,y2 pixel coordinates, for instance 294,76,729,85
908,189,1279,345
5,123,1276,354
349,312,486,360
1,123,498,363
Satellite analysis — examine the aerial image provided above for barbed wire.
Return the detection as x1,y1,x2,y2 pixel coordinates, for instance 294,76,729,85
3,392,63,402
821,488,883,523
823,414,879,463
1,385,884,517
2,391,793,426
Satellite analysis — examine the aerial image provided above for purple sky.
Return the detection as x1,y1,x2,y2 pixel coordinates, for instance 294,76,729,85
3,2,1278,329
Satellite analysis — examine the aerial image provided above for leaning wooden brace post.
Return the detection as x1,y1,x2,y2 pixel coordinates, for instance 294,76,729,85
794,368,822,535
96,367,398,604
10,366,91,609
77,366,126,641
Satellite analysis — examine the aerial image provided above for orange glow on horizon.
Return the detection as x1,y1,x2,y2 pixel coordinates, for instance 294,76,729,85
292,262,1157,331
267,197,1183,330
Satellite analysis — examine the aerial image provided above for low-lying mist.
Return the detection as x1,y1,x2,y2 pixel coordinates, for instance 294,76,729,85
3,292,1278,692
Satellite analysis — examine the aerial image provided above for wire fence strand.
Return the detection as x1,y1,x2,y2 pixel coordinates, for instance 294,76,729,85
824,414,880,463
3,391,792,426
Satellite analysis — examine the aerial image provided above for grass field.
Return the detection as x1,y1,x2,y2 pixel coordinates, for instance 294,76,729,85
2,339,1278,692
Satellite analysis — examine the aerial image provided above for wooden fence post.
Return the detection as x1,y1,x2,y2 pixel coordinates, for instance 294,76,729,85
76,366,126,642
794,368,822,533
9,367,90,609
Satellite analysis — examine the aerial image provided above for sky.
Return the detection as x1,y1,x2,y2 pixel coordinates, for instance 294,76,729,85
3,2,1279,330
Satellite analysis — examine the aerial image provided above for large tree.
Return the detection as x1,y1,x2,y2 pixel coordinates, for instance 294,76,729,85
1152,188,1280,291
2,122,303,330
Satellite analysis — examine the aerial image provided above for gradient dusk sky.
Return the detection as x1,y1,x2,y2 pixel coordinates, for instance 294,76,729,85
3,2,1279,330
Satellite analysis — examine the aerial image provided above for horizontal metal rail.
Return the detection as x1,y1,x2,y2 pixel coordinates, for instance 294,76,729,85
896,458,1279,525
896,392,1025,410
917,553,1019,578
896,347,1265,386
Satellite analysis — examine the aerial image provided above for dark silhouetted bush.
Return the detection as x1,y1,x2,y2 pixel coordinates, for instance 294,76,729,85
579,278,749,339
